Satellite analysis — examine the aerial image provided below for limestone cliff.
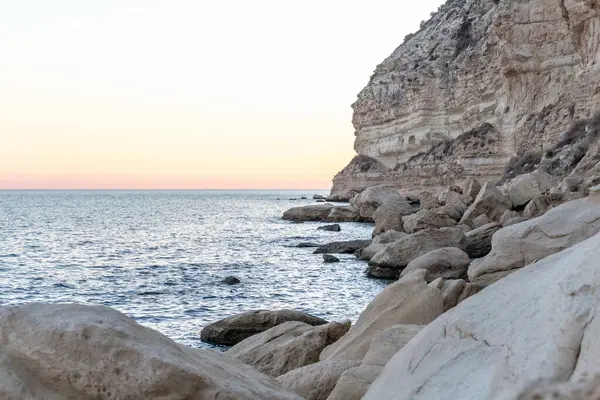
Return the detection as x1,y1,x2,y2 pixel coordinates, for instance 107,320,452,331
331,0,600,198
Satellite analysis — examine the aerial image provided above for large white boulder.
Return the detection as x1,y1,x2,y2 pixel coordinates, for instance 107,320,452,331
468,196,600,285
501,169,557,207
319,270,443,362
0,303,303,400
227,320,350,377
358,230,408,261
364,232,600,400
372,197,414,236
282,204,334,222
401,247,470,282
402,209,457,234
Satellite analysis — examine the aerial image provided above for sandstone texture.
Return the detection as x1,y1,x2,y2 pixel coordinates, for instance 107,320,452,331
0,303,303,400
329,0,600,197
364,231,600,400
226,321,350,378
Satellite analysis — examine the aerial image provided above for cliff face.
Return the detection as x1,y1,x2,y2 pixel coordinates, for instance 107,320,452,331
331,0,600,198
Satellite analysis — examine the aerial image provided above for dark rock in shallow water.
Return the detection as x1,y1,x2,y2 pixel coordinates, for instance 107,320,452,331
313,194,327,200
316,199,326,203
296,242,321,248
222,276,241,285
317,224,341,232
314,240,372,254
201,309,328,346
323,254,340,263
301,196,308,200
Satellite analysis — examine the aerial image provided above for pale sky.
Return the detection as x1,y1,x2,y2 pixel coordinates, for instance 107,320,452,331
0,0,444,189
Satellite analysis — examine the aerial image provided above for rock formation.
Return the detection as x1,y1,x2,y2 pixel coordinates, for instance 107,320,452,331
330,0,600,198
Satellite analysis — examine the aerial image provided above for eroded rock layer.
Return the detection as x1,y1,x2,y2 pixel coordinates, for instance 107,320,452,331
331,0,600,197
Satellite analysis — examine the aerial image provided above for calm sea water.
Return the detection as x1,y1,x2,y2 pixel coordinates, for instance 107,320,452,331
0,190,386,348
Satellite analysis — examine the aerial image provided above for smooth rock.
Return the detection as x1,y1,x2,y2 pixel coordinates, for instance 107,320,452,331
201,309,328,346
464,222,502,259
468,196,600,285
318,224,341,232
401,247,470,282
365,232,600,400
326,365,383,400
313,194,327,200
471,214,492,229
522,194,552,219
276,359,361,400
438,279,466,311
503,216,529,226
222,276,241,285
296,242,320,248
350,185,405,221
499,210,520,226
314,240,371,254
227,321,351,378
362,324,424,366
319,270,443,361
358,230,408,261
283,204,334,222
501,169,557,207
372,197,413,236
460,182,512,225
324,205,361,223
402,209,457,234
367,228,466,279
0,304,303,400
323,254,340,263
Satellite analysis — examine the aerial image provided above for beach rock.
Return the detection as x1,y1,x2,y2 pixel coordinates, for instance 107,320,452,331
324,205,361,222
276,359,361,400
522,194,552,219
227,321,351,378
401,247,470,282
460,182,512,225
358,230,408,261
418,191,441,210
504,216,529,227
349,185,405,221
323,254,340,263
471,214,492,229
222,276,241,285
364,232,600,400
313,194,327,200
201,309,328,346
301,197,308,200
402,209,457,234
501,169,557,207
283,204,334,222
462,178,482,200
314,240,371,255
367,227,466,279
361,324,424,367
327,365,383,400
468,196,600,285
499,210,520,226
455,223,472,233
464,222,502,259
372,197,414,236
438,188,467,212
318,224,341,232
326,190,359,202
434,204,464,221
296,242,320,248
316,199,326,203
0,303,303,400
437,279,467,311
319,270,443,362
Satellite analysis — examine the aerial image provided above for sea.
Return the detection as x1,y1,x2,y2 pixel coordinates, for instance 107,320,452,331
0,190,387,348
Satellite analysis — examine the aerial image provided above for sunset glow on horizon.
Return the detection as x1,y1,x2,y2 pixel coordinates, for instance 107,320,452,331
1,0,444,189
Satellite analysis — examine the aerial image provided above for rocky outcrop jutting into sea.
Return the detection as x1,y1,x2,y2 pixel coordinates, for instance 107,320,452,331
331,0,600,198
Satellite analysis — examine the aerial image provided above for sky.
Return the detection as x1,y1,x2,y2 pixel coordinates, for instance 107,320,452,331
0,0,444,189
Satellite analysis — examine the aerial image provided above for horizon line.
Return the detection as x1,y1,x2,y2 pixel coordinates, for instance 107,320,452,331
0,188,332,191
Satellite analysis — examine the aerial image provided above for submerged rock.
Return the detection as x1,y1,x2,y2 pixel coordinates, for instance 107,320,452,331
222,276,241,285
323,254,340,263
317,224,341,232
201,309,328,346
0,303,303,400
226,320,350,378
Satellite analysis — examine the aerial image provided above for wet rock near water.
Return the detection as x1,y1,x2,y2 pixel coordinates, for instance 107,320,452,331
317,224,341,232
313,240,372,255
323,254,340,263
222,276,241,285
